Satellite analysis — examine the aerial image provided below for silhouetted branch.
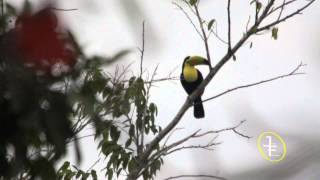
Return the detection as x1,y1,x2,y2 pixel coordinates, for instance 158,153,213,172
173,2,204,40
227,0,232,52
194,3,212,67
203,62,306,103
256,0,315,32
139,21,145,78
164,174,227,180
154,120,249,159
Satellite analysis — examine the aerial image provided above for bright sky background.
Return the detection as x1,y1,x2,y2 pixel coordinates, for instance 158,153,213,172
9,0,320,179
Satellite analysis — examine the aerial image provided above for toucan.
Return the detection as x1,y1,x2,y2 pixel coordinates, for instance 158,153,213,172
180,56,210,118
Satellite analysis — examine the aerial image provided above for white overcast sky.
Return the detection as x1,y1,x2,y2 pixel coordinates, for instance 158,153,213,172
9,0,320,179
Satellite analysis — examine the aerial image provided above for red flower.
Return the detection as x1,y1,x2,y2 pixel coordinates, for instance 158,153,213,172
13,8,77,75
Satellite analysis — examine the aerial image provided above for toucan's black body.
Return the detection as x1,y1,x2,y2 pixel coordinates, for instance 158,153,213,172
180,56,208,118
180,70,205,118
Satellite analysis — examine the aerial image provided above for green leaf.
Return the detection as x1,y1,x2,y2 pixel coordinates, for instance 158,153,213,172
107,169,113,180
116,168,123,177
110,125,120,142
272,27,278,40
128,159,137,173
207,19,215,30
59,161,70,173
82,172,90,180
189,0,198,6
125,138,132,148
122,153,130,169
256,1,262,11
91,170,98,180
128,76,136,86
149,103,157,116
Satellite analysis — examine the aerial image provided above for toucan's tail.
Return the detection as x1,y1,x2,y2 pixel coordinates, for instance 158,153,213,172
194,97,204,118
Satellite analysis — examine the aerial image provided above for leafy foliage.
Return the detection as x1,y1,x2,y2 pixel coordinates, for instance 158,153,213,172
57,161,98,180
272,27,279,40
0,2,80,179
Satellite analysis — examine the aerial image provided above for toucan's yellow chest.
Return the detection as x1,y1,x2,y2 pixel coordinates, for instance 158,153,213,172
183,65,198,82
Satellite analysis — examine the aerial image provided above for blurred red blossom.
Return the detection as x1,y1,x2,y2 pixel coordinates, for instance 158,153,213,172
12,7,77,75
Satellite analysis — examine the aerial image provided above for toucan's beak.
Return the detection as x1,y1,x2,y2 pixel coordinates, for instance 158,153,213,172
187,56,209,66
203,59,210,66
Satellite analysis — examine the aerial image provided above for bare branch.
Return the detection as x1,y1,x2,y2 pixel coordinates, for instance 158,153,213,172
173,2,204,40
165,136,220,155
163,127,184,147
194,120,250,139
207,21,229,45
194,3,212,67
164,174,227,180
139,21,145,77
268,0,298,15
277,0,286,20
144,76,179,84
227,0,232,52
203,62,306,103
256,0,316,32
139,21,147,156
86,158,100,172
156,120,249,159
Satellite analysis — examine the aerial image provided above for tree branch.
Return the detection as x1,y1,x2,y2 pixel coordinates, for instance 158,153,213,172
227,0,232,52
173,2,204,41
164,174,227,180
256,0,315,32
194,3,212,67
203,62,306,103
155,120,249,159
139,21,145,78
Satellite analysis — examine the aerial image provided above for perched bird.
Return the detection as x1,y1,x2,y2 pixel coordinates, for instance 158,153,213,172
180,56,210,118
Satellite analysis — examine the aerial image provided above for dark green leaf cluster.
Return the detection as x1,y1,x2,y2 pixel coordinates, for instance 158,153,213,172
70,63,163,179
57,161,98,180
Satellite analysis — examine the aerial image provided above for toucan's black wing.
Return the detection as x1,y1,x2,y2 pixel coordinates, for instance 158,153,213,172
180,70,203,95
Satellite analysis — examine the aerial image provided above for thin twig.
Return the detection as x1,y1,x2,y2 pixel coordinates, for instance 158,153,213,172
203,62,306,103
172,2,204,40
268,0,297,15
256,0,315,32
139,21,145,77
194,3,212,67
163,127,184,146
166,136,220,155
164,174,227,180
155,120,249,159
277,0,286,20
227,0,232,52
86,158,100,172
